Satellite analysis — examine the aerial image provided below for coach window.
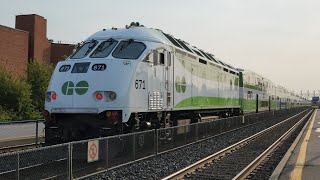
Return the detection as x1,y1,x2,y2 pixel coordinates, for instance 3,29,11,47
144,51,154,64
112,40,146,59
144,50,160,65
90,39,118,58
145,49,166,66
71,40,98,59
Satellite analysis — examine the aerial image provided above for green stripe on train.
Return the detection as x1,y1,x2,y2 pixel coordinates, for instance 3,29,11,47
175,96,240,108
242,99,257,111
175,96,278,111
242,99,276,111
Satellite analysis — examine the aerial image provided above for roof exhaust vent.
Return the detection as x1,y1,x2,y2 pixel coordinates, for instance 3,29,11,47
126,22,143,28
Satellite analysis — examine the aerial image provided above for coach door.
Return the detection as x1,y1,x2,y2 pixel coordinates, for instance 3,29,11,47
218,73,223,106
148,49,172,110
164,50,172,110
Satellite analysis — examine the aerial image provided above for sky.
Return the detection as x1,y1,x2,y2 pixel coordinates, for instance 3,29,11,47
0,0,319,94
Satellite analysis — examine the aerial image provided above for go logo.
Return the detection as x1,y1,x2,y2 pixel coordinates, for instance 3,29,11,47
62,81,89,95
175,76,186,93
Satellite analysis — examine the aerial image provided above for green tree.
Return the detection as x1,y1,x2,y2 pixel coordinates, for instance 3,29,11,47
0,106,16,121
27,62,54,113
0,68,35,120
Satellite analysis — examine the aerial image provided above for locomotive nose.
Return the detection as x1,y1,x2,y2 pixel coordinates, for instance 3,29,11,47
45,59,133,113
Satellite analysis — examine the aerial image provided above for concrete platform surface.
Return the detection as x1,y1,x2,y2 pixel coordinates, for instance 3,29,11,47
272,109,320,180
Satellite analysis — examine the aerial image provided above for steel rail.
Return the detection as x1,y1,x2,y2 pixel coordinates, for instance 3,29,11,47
232,109,313,180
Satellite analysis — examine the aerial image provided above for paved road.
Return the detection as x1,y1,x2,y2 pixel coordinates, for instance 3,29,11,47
0,121,45,141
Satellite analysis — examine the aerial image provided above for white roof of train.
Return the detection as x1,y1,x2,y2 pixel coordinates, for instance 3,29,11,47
87,26,171,44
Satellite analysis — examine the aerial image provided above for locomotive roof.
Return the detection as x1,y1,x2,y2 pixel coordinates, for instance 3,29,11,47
88,25,240,72
88,26,171,44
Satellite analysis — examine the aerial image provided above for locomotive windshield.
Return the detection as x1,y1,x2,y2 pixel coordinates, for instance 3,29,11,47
90,38,118,58
70,40,98,59
112,40,146,59
70,39,146,60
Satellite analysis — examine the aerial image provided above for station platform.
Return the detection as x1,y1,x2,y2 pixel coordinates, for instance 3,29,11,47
270,109,320,180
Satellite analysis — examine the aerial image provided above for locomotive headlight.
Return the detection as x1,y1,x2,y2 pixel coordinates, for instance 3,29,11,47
105,91,117,102
105,110,120,121
106,111,112,117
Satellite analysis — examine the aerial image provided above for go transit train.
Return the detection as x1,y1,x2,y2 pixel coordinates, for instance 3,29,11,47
44,22,309,144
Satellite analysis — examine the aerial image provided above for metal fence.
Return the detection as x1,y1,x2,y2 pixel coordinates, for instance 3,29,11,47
0,120,45,149
0,107,307,179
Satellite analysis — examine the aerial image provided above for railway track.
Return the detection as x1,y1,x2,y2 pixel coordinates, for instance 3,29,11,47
0,142,44,154
162,109,312,180
0,135,45,154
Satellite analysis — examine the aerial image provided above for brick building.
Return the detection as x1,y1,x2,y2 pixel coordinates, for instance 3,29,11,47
0,14,76,76
0,25,29,76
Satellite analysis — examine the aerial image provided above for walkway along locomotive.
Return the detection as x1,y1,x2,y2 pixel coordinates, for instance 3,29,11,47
44,22,308,144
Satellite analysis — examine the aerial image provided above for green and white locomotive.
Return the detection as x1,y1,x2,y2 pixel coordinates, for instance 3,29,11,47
44,22,308,143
